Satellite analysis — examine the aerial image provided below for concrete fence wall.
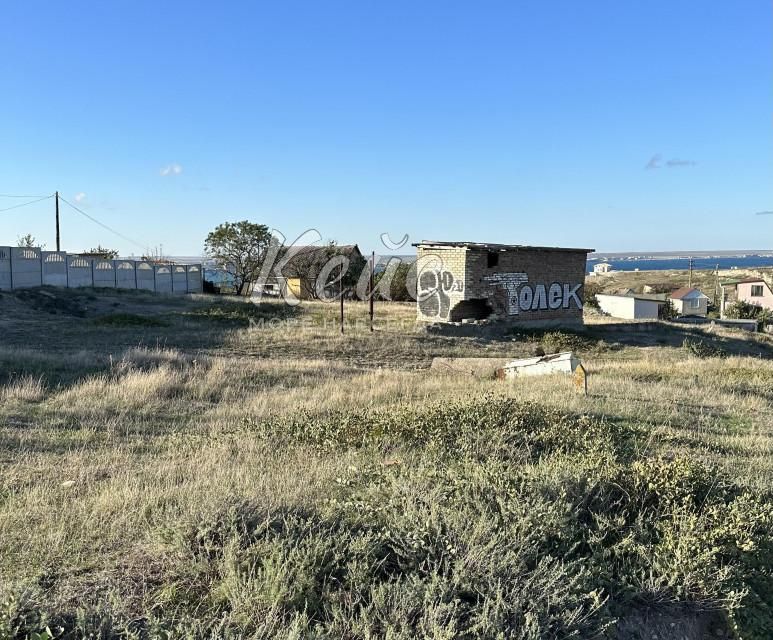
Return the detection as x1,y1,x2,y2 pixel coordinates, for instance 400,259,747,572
0,246,203,294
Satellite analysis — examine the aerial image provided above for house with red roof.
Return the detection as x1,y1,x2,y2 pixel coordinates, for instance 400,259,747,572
669,287,709,317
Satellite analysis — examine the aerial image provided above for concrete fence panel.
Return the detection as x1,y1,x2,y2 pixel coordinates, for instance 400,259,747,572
11,247,43,289
154,265,173,293
93,260,117,288
187,265,203,293
1,244,202,295
0,247,11,291
136,262,155,291
42,252,68,287
67,256,94,288
115,261,137,289
172,265,188,292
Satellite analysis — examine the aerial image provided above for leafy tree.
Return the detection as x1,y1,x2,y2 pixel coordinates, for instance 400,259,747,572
205,221,274,296
659,299,677,320
16,234,43,249
374,261,416,301
82,245,119,259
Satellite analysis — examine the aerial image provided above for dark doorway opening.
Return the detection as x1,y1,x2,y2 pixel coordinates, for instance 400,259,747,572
449,298,493,322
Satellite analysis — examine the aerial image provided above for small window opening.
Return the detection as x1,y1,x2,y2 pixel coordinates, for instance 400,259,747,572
487,251,499,268
751,285,764,297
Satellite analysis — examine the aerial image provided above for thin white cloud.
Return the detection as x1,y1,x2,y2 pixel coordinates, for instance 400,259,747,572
645,154,697,170
160,163,183,176
645,154,662,170
755,211,773,216
74,192,87,203
666,158,697,168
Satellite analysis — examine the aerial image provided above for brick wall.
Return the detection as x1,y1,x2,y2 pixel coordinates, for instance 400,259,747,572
416,245,588,325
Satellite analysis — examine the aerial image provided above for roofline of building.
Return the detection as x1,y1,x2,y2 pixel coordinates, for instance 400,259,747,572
596,293,666,303
412,241,594,253
669,287,709,300
720,278,768,286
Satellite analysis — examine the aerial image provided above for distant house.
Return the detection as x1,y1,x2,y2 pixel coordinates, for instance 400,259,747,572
720,278,773,316
592,262,613,275
737,278,773,310
276,244,364,300
669,287,709,317
595,293,666,320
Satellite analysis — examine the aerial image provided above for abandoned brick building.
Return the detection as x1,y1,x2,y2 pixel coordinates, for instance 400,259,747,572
414,241,593,326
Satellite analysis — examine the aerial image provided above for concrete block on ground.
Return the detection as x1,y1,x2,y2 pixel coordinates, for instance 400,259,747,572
430,357,512,378
499,352,581,378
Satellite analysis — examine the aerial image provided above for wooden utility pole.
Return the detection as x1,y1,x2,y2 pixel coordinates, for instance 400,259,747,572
369,251,375,332
688,256,693,288
55,191,61,251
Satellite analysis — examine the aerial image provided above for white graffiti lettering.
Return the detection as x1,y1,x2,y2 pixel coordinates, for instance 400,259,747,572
485,273,583,315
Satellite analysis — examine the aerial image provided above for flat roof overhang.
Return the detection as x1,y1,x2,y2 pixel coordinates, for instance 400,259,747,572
413,240,594,254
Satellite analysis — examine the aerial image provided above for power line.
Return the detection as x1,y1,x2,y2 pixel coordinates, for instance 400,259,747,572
57,196,149,252
0,193,49,198
0,194,54,213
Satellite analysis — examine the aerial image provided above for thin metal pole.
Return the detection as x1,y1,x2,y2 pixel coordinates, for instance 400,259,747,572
340,276,344,334
369,251,374,332
55,191,61,252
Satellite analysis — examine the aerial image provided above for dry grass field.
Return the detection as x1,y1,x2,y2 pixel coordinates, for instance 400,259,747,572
1,287,772,639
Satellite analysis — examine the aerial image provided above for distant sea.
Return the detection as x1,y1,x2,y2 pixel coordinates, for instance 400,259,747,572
586,256,773,273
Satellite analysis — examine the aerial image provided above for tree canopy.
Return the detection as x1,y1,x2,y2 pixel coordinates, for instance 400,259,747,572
205,221,274,295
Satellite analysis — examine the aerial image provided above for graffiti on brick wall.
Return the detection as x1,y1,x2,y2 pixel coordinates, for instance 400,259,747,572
417,269,464,318
417,266,584,320
484,273,583,315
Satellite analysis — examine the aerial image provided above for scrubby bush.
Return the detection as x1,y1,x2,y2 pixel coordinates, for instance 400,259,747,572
683,337,726,358
725,300,766,322
3,398,772,639
583,280,602,309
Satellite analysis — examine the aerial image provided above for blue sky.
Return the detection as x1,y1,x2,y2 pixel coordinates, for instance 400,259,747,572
1,1,771,255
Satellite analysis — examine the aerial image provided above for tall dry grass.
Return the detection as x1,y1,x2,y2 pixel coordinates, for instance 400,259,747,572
0,294,771,638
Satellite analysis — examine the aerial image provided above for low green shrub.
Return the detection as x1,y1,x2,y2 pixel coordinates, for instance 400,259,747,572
184,302,296,326
3,398,771,639
682,337,726,358
511,328,598,354
245,395,634,462
93,312,169,328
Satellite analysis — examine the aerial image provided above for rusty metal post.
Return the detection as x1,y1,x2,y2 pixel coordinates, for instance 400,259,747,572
340,276,344,334
369,251,374,332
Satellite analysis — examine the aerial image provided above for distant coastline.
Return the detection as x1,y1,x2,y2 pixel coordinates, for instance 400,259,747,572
589,250,773,261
